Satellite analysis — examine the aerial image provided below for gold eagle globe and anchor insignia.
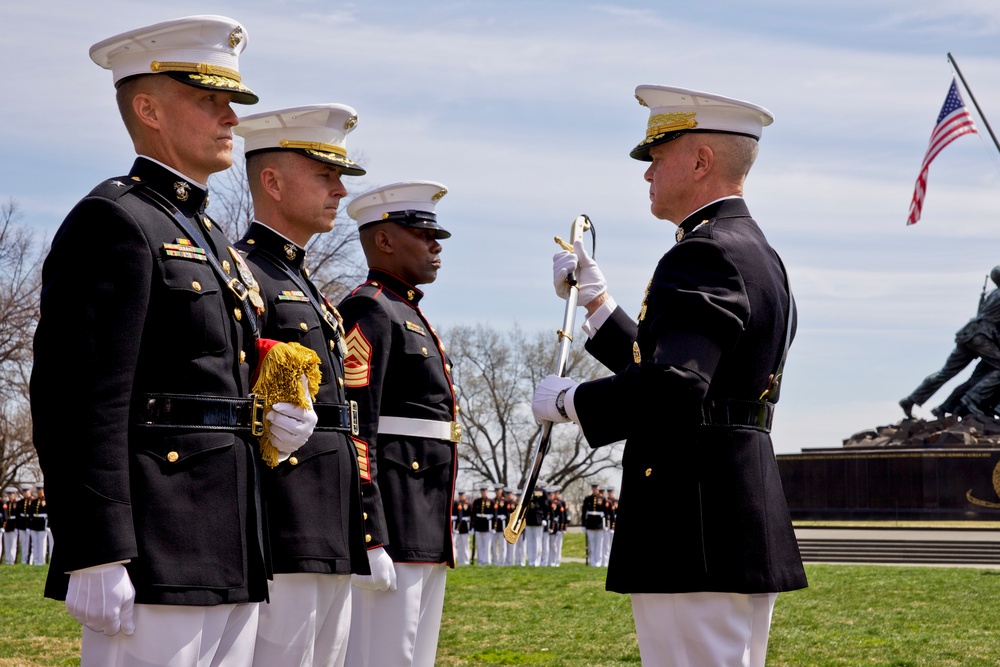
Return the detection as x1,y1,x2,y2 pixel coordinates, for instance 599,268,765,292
965,460,1000,508
173,181,191,202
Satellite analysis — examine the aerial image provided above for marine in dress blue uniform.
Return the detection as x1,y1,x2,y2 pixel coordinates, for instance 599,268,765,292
471,486,495,565
534,85,807,667
452,491,472,565
233,104,371,667
340,181,458,667
581,483,608,567
29,17,316,667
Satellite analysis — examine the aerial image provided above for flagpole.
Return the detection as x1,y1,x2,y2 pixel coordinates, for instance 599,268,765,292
947,52,1000,156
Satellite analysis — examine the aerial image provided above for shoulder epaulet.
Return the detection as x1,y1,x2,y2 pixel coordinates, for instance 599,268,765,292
350,280,384,298
232,239,255,257
88,176,137,202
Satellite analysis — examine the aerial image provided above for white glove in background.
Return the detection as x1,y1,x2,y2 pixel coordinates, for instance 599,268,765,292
352,546,397,592
66,563,136,636
267,374,319,454
550,239,607,306
532,374,579,424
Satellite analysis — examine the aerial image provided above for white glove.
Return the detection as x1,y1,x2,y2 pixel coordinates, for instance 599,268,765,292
66,563,136,636
266,375,319,454
352,546,397,592
551,239,607,306
532,374,578,424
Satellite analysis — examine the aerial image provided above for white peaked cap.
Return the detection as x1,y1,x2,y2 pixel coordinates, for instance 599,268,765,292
235,104,365,175
347,180,451,239
630,85,773,160
89,15,257,104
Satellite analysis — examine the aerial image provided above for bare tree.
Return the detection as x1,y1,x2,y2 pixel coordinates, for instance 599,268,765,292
445,324,622,499
0,199,44,489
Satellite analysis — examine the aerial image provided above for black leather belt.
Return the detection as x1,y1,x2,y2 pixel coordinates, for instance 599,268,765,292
701,399,774,432
138,394,358,436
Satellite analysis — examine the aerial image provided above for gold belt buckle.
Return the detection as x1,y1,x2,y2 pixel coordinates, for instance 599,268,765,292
350,400,359,437
250,394,266,436
449,421,462,443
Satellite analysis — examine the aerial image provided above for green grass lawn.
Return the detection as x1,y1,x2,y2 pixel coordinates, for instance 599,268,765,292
3,533,999,666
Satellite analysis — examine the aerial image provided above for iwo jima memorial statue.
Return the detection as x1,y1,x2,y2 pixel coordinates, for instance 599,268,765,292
778,61,1000,521
777,267,1000,521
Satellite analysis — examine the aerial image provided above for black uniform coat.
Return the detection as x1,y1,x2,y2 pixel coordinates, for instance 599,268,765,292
572,198,807,595
471,497,494,533
235,222,369,576
30,158,268,605
339,269,457,566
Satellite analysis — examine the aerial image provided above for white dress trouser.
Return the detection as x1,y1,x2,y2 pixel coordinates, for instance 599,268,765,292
585,529,604,566
17,529,29,564
253,572,352,667
631,591,778,667
513,534,526,565
1,530,15,564
455,532,470,565
29,529,48,565
492,530,508,565
475,531,493,565
346,562,447,667
547,531,563,566
524,526,543,566
81,602,259,667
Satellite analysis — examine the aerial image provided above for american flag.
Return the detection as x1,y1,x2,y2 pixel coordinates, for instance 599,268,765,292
907,79,978,225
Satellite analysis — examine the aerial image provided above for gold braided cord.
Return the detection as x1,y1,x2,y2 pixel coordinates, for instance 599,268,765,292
645,112,698,139
280,140,347,157
150,60,242,82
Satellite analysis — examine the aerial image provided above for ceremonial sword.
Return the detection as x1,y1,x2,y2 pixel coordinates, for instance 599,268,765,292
504,214,591,545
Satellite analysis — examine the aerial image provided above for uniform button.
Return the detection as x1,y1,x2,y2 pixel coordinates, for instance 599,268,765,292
337,376,344,387
222,260,231,274
234,308,242,321
289,457,299,466
445,364,451,373
363,512,368,520
240,350,246,364
167,451,179,463
203,219,213,231
247,238,255,245
365,534,372,543
300,322,308,331
330,340,335,350
191,281,202,291
411,461,420,471
421,347,428,356
645,468,652,477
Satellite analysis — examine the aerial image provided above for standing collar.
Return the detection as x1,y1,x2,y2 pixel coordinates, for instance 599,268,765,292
129,157,209,216
366,268,424,306
242,221,307,268
675,196,748,242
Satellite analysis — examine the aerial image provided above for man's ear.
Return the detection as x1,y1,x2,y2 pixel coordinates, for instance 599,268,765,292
692,144,714,181
132,93,160,131
259,166,283,202
373,227,394,254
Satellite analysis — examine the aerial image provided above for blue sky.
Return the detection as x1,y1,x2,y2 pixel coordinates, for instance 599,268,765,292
4,1,1000,455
